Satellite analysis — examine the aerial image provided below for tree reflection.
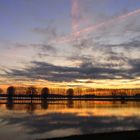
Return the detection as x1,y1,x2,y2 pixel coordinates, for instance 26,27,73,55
6,99,14,110
25,103,36,114
67,99,74,108
41,100,48,109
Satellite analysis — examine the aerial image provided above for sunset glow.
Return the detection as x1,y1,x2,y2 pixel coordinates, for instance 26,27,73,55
0,0,140,90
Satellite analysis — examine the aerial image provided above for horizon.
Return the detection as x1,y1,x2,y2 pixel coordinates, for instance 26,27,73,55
0,85,140,96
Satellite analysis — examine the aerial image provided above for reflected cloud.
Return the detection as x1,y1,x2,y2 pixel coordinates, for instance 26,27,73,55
0,101,140,139
1,112,140,139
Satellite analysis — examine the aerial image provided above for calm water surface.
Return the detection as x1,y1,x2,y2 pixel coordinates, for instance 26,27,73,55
0,100,140,140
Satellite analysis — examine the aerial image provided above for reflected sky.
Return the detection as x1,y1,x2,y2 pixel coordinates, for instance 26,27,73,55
0,100,140,139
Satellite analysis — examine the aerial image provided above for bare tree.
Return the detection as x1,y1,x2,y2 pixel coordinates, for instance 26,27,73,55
26,86,37,102
26,86,37,95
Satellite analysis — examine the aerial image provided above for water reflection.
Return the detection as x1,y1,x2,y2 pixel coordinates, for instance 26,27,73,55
67,99,74,108
1,100,140,139
6,99,14,110
1,100,140,117
25,103,37,114
3,99,75,112
41,100,48,110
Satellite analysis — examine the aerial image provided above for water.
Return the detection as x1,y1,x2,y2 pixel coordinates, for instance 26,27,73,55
0,100,140,140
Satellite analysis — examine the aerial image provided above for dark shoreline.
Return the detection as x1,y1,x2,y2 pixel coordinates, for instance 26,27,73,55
40,130,140,140
1,92,140,101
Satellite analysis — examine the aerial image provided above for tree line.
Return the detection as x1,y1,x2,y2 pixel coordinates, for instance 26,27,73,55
0,86,74,99
0,86,140,98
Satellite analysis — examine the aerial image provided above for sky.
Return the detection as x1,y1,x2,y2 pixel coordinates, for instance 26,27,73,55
0,0,140,89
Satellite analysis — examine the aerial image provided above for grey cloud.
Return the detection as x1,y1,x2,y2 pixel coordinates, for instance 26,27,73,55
128,59,140,77
33,44,57,55
5,11,140,83
105,39,140,49
33,26,58,39
4,59,140,82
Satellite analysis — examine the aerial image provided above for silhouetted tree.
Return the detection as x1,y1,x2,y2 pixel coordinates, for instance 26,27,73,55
26,86,37,102
41,87,49,99
67,88,74,99
26,86,37,95
119,92,127,100
7,86,15,99
111,90,117,98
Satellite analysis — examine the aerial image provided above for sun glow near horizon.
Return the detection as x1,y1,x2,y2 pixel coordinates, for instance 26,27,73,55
0,0,140,89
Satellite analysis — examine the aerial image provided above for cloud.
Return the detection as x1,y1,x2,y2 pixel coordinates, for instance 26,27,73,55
128,59,140,77
1,1,140,85
33,26,58,40
4,57,140,82
2,15,140,83
55,6,140,44
2,111,140,137
32,43,57,59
